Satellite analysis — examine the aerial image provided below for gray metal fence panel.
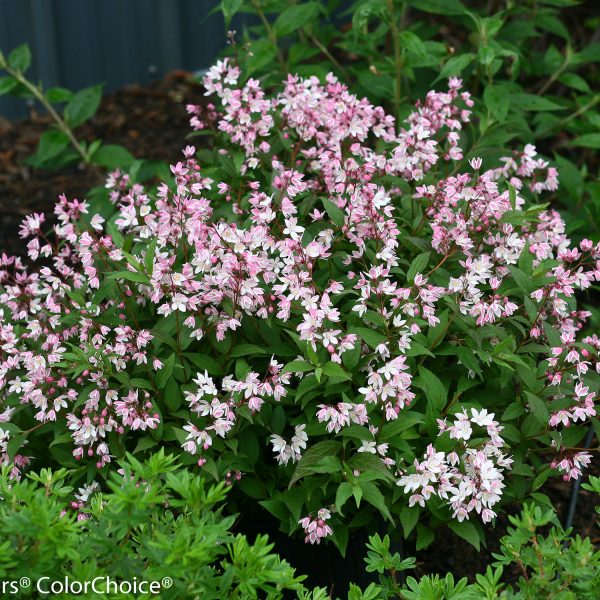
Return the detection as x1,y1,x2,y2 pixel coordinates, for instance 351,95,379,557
0,0,230,119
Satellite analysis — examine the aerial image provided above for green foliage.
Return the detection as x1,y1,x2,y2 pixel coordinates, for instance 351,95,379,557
0,44,135,173
0,451,306,599
3,455,600,599
349,500,600,599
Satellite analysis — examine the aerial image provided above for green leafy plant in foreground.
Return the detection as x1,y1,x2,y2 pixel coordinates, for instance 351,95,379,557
2,454,600,599
0,450,305,599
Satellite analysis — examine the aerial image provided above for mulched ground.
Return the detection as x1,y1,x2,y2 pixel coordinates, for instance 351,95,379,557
0,71,598,591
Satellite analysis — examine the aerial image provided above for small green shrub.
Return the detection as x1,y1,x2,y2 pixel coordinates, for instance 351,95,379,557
0,450,305,599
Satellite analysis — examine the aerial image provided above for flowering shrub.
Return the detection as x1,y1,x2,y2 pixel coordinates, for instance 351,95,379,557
0,57,598,552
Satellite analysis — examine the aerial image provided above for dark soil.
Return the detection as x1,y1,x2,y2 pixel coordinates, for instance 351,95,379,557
1,71,598,593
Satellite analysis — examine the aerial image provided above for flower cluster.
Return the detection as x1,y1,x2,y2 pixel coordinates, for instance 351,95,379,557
0,59,597,546
299,508,333,544
398,409,512,523
270,424,308,465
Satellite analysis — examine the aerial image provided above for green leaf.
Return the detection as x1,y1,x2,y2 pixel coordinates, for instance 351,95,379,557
554,155,582,199
380,412,425,439
437,53,474,80
64,84,103,127
0,76,17,96
8,44,31,72
415,366,446,410
107,270,150,284
398,31,427,56
144,237,157,276
30,130,70,165
305,455,341,474
484,84,510,122
408,0,466,15
571,133,600,149
281,360,314,374
508,266,536,294
406,252,430,282
400,505,420,537
270,405,286,435
289,440,341,486
351,326,386,349
322,198,345,227
524,391,550,424
133,437,158,455
449,520,481,551
164,377,182,412
321,362,352,381
245,38,277,75
416,524,434,550
532,467,553,491
558,73,590,93
360,482,394,524
274,2,320,36
348,453,395,483
342,344,361,370
45,87,75,103
90,144,135,169
221,0,242,25
478,45,495,66
511,93,564,112
455,346,482,376
229,344,269,358
183,353,222,375
155,353,175,390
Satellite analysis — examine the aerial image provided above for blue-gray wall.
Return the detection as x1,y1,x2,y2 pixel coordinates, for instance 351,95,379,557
0,0,233,119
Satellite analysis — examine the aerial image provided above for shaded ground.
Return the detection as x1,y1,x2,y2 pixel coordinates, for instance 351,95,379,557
0,71,598,592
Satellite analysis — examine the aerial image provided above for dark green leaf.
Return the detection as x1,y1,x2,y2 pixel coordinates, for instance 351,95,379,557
155,354,176,390
572,133,600,149
406,252,430,282
0,76,17,96
360,482,394,524
336,482,354,516
437,53,474,80
221,0,242,25
449,520,481,551
64,84,103,127
281,360,314,374
408,0,466,15
289,440,341,486
322,362,352,381
8,44,31,72
322,198,345,227
415,366,446,410
351,326,386,349
274,2,320,36
30,130,70,165
484,84,510,122
90,144,135,169
398,31,426,56
511,93,564,112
